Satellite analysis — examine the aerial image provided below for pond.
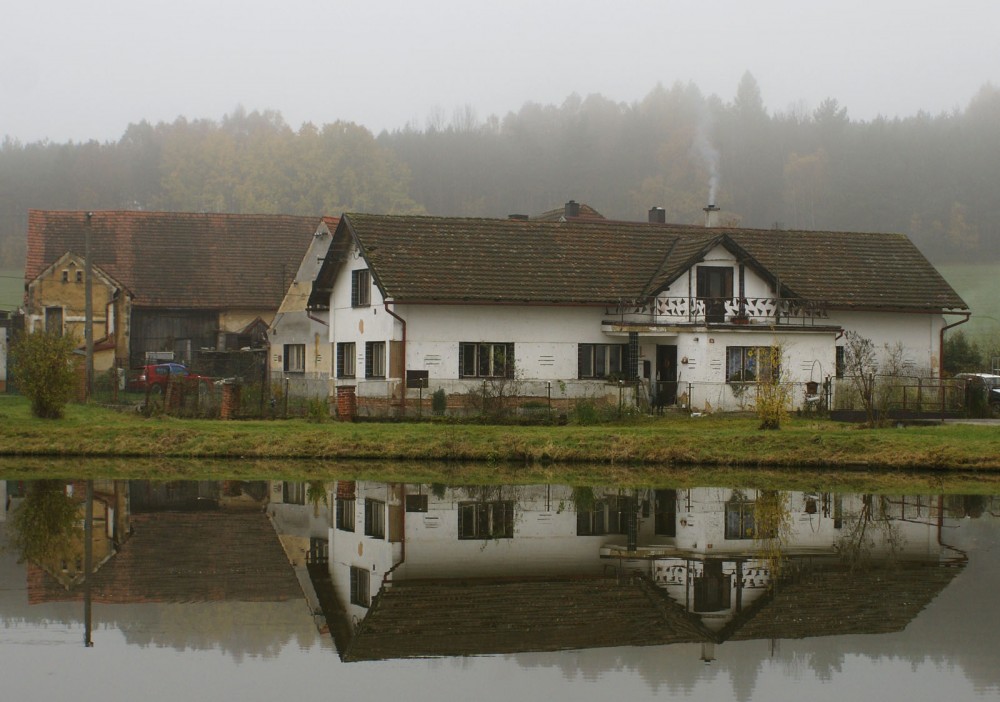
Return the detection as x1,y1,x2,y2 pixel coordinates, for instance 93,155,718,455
2,475,999,701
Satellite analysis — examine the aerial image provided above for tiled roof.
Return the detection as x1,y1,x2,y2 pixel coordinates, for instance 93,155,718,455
333,214,967,312
27,210,321,310
341,214,683,305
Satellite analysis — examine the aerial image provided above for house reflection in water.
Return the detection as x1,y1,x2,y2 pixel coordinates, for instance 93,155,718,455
301,482,967,661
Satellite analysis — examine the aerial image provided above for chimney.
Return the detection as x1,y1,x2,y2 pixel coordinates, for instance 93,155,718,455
507,214,529,220
703,204,721,228
564,200,581,219
648,207,666,224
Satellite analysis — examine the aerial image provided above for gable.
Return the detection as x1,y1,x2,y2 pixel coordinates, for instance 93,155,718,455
27,210,322,311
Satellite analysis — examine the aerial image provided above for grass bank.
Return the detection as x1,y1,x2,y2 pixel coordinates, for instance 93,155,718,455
1,395,999,474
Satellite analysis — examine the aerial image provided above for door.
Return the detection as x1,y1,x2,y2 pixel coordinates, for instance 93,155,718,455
655,345,677,408
697,267,733,324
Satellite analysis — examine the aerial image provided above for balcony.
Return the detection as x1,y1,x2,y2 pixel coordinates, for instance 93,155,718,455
604,296,831,328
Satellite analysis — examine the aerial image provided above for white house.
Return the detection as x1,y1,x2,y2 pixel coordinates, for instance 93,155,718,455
309,210,968,415
268,217,339,399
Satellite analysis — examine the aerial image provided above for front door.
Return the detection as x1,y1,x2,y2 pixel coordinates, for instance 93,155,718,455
655,345,677,408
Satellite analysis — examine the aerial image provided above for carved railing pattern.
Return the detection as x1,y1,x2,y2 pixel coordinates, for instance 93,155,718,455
605,296,830,326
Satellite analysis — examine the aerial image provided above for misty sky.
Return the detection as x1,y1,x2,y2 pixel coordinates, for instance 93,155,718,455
3,0,999,144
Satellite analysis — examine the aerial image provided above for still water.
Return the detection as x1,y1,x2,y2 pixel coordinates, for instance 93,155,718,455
2,477,998,701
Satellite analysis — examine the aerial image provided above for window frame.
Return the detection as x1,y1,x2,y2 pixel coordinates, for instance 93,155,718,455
578,343,629,379
335,497,356,532
458,342,515,379
365,341,386,379
283,343,306,373
336,342,357,379
351,269,371,308
349,566,370,607
726,346,780,383
283,482,306,505
364,499,386,539
457,501,515,540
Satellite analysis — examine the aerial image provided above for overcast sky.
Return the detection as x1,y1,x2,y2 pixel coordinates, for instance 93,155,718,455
3,0,999,144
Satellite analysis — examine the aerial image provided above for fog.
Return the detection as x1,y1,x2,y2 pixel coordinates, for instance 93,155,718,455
2,0,998,144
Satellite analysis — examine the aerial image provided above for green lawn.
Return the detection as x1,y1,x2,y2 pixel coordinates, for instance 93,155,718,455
937,263,1000,345
0,268,21,314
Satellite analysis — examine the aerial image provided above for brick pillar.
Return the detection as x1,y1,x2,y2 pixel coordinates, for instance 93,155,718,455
336,385,357,421
220,382,241,420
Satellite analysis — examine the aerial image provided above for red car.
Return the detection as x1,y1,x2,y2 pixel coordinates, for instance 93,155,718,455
128,363,213,395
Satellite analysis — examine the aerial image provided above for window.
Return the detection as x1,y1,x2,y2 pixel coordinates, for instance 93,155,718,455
405,494,428,512
61,270,69,283
283,482,306,505
364,499,386,539
578,343,628,379
351,269,371,307
75,270,83,283
725,498,756,539
576,496,632,536
335,497,356,532
283,344,305,373
365,341,386,378
726,346,779,382
45,307,63,336
458,501,514,539
835,346,846,379
459,342,514,378
337,342,356,378
350,566,370,607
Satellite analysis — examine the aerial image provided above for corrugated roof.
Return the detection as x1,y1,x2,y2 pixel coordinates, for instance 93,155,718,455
334,214,967,312
27,210,321,309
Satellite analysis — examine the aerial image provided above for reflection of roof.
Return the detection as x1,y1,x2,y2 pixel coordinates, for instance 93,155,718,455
321,556,967,660
723,560,964,642
28,512,300,604
339,575,705,661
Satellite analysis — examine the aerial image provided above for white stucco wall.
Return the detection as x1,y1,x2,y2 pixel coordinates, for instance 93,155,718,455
830,310,944,376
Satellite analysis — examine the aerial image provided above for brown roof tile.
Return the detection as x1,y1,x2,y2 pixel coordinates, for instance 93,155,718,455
332,214,967,312
27,210,321,310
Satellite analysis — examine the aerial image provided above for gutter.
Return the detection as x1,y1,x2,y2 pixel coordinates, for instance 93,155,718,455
306,312,329,327
383,300,407,412
939,312,971,377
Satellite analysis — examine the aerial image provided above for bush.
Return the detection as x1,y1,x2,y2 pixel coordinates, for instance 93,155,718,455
10,331,78,419
431,388,447,415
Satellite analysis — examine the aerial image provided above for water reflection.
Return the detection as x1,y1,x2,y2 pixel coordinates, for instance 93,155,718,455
0,478,986,669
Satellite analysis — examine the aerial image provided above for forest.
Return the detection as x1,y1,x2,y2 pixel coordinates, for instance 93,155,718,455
1,72,998,271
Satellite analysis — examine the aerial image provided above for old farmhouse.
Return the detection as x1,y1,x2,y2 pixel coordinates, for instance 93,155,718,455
309,209,968,415
25,210,321,374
